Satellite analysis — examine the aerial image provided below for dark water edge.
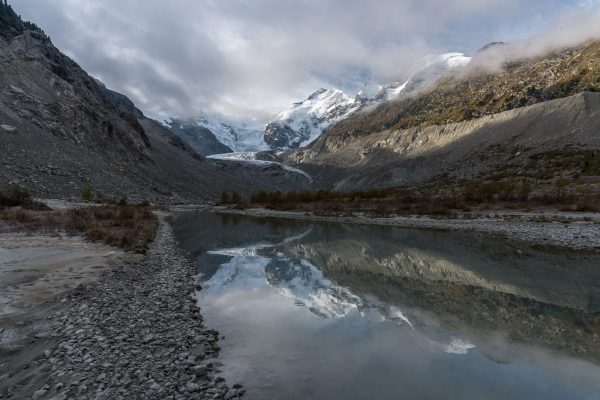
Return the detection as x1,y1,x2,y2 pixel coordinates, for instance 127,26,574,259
173,211,600,400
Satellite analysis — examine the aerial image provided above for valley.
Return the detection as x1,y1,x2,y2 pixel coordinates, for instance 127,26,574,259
1,1,600,399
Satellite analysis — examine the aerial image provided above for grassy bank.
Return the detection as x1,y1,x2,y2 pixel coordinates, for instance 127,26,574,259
0,186,158,253
218,179,600,217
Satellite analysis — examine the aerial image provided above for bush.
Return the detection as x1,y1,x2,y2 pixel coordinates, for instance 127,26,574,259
219,191,231,204
0,185,32,207
231,191,242,204
67,203,157,253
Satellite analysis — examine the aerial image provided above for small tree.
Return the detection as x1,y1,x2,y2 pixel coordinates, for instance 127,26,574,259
219,191,230,204
81,184,93,202
519,179,531,202
231,191,242,204
555,178,570,201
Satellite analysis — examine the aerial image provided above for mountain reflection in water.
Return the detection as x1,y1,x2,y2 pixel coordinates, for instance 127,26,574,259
173,212,600,400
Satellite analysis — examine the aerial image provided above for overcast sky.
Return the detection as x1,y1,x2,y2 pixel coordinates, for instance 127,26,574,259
12,0,600,121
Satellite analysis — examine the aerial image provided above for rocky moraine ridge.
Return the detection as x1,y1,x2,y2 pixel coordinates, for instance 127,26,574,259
3,216,244,400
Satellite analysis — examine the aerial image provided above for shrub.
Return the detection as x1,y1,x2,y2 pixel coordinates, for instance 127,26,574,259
231,191,242,204
0,185,32,207
67,203,157,253
219,191,231,204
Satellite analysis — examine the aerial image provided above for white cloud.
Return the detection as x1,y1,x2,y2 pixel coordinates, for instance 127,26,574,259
12,0,600,121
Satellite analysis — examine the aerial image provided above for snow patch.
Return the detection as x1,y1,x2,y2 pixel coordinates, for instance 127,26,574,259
445,339,476,355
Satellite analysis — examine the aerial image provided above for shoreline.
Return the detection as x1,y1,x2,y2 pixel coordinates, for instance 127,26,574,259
0,214,243,399
213,207,600,251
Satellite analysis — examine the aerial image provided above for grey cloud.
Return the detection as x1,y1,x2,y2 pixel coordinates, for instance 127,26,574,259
12,0,600,121
471,7,600,72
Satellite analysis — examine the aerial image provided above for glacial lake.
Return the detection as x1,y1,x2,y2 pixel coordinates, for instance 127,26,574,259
173,212,600,400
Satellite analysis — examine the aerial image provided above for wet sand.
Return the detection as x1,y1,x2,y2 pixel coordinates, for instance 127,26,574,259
0,229,132,398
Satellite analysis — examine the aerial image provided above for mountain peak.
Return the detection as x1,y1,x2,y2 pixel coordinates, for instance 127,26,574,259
265,88,359,150
307,88,329,101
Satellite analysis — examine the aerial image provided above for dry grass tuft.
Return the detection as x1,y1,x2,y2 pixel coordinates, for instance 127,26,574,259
66,205,157,253
0,203,158,253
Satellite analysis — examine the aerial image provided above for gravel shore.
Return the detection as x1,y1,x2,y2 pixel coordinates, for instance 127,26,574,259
216,207,600,251
1,215,242,400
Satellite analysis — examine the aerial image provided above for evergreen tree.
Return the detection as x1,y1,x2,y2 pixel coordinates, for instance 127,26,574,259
219,191,230,204
231,191,242,204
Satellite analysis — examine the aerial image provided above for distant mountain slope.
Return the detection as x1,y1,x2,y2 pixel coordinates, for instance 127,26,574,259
166,113,266,155
165,118,232,155
278,41,600,191
320,41,600,144
367,53,471,102
0,3,310,201
284,91,600,190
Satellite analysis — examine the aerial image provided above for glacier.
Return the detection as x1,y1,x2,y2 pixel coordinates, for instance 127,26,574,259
168,52,472,155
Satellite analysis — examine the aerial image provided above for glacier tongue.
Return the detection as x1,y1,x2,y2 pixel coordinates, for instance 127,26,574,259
194,112,268,153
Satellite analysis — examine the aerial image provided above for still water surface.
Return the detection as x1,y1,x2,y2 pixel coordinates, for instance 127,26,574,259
173,212,600,400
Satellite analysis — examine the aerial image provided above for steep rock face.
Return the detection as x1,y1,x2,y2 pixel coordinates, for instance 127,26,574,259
263,122,298,151
96,79,144,119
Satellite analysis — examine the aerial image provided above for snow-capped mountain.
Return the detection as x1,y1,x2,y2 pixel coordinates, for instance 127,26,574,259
264,88,361,151
265,258,363,318
263,54,470,150
167,52,472,155
201,239,476,355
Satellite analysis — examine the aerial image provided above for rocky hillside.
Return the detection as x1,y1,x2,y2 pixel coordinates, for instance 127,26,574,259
285,92,600,190
283,41,600,192
320,41,600,143
0,3,309,202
